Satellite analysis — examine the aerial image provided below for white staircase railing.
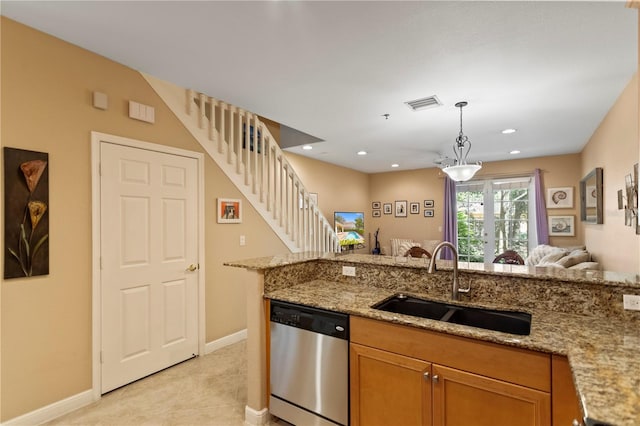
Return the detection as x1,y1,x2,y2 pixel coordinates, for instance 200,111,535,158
142,73,338,253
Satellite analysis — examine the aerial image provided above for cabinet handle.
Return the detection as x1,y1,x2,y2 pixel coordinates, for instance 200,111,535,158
423,372,430,380
572,420,583,426
432,375,439,384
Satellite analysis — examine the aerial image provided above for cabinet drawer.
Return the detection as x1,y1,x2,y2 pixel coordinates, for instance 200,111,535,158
351,316,550,392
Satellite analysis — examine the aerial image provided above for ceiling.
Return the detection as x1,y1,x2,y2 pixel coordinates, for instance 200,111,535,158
2,1,637,173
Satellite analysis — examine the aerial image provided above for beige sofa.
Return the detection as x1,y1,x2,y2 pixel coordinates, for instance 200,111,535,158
389,238,441,258
524,245,600,270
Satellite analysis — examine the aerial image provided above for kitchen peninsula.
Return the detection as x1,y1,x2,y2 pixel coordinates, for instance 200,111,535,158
226,252,640,426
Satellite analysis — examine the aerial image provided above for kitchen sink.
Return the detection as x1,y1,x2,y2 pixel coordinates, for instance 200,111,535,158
372,294,531,336
371,295,451,320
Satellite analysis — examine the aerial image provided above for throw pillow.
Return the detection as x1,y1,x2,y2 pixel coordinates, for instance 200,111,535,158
555,250,590,268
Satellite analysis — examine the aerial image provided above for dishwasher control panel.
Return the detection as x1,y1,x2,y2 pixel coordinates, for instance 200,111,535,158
270,300,349,340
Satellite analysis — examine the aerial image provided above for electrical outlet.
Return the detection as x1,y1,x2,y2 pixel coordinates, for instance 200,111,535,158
239,235,246,246
623,294,640,311
342,266,356,277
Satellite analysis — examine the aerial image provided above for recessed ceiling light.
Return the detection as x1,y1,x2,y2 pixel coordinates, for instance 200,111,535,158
510,150,521,155
502,128,517,134
391,163,399,168
302,145,313,150
357,150,367,156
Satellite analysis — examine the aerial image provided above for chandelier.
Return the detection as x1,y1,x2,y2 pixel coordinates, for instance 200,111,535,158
442,101,482,182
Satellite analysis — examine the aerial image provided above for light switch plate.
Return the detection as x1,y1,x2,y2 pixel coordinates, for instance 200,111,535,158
342,266,356,276
623,294,640,311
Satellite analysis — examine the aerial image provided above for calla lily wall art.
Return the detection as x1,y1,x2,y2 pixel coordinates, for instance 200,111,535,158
4,148,49,278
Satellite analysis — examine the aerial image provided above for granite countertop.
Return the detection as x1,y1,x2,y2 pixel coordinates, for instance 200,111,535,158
265,279,640,426
225,252,640,288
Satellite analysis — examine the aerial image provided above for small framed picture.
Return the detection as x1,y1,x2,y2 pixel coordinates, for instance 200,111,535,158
410,202,420,214
383,203,392,215
424,209,434,218
547,187,573,209
548,215,575,236
372,210,381,217
372,201,381,209
424,200,434,208
217,198,242,223
618,189,624,210
395,200,408,217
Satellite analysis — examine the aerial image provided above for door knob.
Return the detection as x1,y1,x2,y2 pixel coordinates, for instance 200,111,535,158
186,264,198,272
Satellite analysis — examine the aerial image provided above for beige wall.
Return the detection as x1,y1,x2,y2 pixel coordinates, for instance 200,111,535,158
581,74,639,273
284,153,371,252
367,154,583,254
0,18,288,421
368,168,444,254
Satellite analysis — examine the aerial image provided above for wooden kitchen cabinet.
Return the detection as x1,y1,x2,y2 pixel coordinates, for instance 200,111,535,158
432,364,550,426
551,355,583,426
350,316,552,426
350,343,432,426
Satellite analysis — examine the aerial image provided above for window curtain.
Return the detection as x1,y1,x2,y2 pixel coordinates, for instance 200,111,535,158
442,175,457,260
534,168,549,245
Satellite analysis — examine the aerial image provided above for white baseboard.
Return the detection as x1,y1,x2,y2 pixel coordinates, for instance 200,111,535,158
2,389,94,426
204,328,247,354
244,405,270,426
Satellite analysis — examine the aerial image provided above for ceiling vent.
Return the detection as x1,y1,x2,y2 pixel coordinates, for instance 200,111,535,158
405,95,442,111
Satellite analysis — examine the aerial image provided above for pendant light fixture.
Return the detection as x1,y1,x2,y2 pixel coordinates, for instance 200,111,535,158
442,101,482,182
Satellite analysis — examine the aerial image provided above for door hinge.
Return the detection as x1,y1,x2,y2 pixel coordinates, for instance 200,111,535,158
100,257,103,270
99,162,102,176
100,351,103,364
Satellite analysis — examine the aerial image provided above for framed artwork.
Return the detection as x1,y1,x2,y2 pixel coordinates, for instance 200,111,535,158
372,210,381,217
410,202,420,214
217,198,242,223
383,203,392,215
372,201,381,209
424,200,434,208
4,147,49,278
424,209,434,218
395,200,407,217
618,190,624,210
547,187,573,209
548,215,575,236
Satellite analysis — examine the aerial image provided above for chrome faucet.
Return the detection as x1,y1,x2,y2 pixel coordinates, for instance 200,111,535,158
428,241,469,301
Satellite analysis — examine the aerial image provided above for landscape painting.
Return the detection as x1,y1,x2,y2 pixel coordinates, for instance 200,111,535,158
334,211,365,251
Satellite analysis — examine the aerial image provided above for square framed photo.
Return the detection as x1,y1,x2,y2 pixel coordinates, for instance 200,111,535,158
424,200,434,208
372,210,381,217
548,215,575,236
217,198,242,223
547,187,573,209
395,200,408,217
372,201,381,209
383,203,392,215
410,202,420,214
424,209,434,218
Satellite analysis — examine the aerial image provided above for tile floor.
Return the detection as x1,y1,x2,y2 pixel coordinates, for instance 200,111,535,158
45,340,286,426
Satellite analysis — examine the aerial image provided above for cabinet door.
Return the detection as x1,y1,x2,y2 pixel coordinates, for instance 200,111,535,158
351,343,432,426
551,355,583,426
432,364,551,426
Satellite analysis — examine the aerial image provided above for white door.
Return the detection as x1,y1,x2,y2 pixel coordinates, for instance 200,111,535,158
100,142,199,393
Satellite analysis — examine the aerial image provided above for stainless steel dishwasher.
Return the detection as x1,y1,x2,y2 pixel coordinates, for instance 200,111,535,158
269,300,349,426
